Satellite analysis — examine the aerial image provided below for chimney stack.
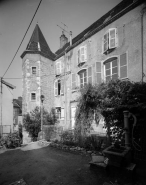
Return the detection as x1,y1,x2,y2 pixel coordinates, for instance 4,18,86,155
60,31,68,48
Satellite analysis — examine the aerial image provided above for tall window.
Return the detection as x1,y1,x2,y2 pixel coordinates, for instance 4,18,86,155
55,107,64,120
77,45,87,65
54,79,64,96
78,69,87,88
103,28,118,54
105,58,118,82
104,54,127,82
55,60,64,75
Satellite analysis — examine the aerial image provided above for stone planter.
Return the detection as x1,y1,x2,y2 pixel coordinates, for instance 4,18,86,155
103,145,131,167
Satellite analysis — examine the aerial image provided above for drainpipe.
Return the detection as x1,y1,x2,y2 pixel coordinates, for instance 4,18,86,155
141,6,146,83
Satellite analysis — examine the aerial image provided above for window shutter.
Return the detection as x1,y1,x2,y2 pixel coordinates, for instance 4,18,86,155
61,61,64,73
96,62,102,84
109,28,117,49
61,108,65,119
84,45,87,61
56,62,61,75
120,53,127,79
71,73,76,90
77,49,80,64
61,79,64,95
103,33,109,53
88,66,92,84
54,80,58,96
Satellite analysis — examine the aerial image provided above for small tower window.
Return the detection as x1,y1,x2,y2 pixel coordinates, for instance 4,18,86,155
31,93,36,101
32,67,36,75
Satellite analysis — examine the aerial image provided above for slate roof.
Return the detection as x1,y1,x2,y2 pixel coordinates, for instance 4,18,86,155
55,0,144,58
21,24,56,60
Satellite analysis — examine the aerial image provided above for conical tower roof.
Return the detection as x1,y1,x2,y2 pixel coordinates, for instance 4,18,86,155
21,24,55,60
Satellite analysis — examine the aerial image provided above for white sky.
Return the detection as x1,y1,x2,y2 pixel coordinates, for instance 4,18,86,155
0,0,122,98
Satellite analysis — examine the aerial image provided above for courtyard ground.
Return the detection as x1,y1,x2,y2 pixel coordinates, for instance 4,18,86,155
0,142,145,185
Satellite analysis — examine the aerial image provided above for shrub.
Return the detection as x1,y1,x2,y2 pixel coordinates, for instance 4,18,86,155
60,130,76,146
0,131,21,148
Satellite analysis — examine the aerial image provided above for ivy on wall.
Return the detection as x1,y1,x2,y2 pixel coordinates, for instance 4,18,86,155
75,80,146,144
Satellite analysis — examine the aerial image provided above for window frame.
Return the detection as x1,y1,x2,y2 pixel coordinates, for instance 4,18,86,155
103,53,128,82
31,92,36,101
78,69,87,88
77,45,87,65
31,66,37,75
54,79,64,96
102,28,118,54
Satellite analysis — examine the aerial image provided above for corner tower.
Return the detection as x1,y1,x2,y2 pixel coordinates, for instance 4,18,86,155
21,23,56,115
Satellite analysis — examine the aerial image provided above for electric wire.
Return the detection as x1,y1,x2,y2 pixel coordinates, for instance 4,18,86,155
2,0,43,78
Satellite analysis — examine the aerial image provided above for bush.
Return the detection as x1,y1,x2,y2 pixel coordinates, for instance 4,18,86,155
23,106,58,141
60,130,77,146
0,131,21,148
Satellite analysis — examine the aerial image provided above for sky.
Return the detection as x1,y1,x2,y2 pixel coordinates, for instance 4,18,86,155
0,0,122,99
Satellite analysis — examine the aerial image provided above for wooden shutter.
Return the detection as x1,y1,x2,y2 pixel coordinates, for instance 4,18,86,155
54,80,58,96
96,62,102,84
61,61,64,73
109,28,117,49
61,108,64,120
120,53,127,79
88,66,92,84
77,49,80,64
103,33,109,53
56,62,61,75
61,79,64,95
80,46,87,62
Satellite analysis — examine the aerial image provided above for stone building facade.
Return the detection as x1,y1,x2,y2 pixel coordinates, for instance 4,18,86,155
21,0,146,132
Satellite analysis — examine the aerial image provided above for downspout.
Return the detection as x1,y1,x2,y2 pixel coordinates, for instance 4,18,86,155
141,6,146,83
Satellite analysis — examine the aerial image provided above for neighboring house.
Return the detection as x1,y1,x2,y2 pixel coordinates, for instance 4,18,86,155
21,0,146,134
0,79,16,137
13,97,22,131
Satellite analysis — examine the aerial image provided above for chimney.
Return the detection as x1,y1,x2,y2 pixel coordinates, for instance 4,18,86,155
60,31,68,48
69,31,72,46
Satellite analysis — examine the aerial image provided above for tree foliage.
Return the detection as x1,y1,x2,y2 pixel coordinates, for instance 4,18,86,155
23,107,58,140
75,80,146,144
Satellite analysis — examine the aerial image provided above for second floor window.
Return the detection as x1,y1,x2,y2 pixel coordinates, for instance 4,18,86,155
103,28,118,54
77,45,87,65
55,60,64,75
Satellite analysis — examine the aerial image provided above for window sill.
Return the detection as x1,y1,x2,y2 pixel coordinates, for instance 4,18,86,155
103,47,116,55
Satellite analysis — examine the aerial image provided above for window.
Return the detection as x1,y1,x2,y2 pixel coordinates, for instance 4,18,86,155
32,67,36,75
77,45,87,65
96,62,102,84
104,53,127,82
71,73,77,90
54,79,64,96
55,60,64,75
103,28,118,54
78,69,87,88
55,107,64,120
31,93,36,101
88,67,92,84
